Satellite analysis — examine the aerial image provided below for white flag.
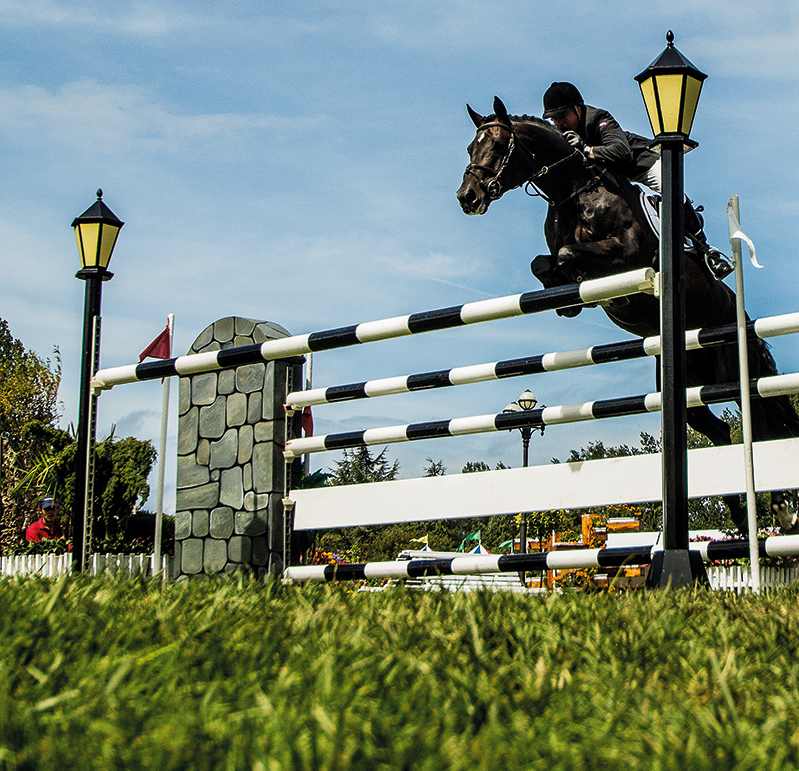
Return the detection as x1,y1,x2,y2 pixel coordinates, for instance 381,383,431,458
727,203,762,268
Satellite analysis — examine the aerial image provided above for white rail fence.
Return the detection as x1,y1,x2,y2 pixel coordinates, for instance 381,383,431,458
0,553,172,578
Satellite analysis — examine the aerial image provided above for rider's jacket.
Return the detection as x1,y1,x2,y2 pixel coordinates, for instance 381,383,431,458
579,105,659,179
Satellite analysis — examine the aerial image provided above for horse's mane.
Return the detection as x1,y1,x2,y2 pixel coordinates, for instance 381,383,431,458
482,113,562,135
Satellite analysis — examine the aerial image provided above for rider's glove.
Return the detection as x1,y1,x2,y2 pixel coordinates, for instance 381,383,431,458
563,130,588,154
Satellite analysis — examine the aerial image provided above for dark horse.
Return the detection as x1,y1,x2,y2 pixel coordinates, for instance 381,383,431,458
456,96,799,534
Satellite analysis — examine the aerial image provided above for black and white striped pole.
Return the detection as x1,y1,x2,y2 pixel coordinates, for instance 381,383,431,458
636,32,708,587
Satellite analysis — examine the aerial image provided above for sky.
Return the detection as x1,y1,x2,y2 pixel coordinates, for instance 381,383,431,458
1,1,798,516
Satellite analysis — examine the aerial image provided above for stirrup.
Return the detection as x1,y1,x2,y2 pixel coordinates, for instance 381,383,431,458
704,247,734,280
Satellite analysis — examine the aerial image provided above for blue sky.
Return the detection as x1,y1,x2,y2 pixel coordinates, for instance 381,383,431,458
1,1,797,514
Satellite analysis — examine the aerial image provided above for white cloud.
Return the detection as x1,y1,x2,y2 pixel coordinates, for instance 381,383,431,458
0,0,206,35
0,80,326,155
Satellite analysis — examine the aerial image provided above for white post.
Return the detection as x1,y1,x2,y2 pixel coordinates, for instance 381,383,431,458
153,314,174,570
728,195,760,593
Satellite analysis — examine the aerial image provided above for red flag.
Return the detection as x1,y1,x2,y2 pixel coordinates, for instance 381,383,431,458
302,406,313,437
139,323,171,362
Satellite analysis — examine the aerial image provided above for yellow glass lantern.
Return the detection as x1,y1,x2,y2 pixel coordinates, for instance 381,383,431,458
635,31,707,139
72,189,124,272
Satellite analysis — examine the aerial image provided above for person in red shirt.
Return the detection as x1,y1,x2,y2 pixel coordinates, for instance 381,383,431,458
25,496,64,542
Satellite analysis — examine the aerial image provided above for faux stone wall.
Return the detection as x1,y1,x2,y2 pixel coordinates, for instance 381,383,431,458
175,317,303,579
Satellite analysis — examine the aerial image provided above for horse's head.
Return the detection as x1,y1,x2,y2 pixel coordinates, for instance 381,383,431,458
457,96,577,216
457,97,516,215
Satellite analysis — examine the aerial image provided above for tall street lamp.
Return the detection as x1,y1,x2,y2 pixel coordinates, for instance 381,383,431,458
636,32,708,587
71,190,124,572
503,389,545,562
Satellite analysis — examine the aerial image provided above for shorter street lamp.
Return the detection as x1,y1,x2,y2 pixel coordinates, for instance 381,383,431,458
72,190,124,572
503,389,545,561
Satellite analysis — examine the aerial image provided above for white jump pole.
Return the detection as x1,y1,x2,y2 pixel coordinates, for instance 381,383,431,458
153,314,174,574
728,196,760,592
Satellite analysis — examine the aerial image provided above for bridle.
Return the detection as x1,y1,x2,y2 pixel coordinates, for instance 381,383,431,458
464,120,591,207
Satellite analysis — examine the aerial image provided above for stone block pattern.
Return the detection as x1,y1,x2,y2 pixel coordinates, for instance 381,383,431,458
175,317,301,579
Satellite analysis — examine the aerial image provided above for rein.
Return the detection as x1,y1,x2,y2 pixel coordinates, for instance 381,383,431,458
465,120,589,208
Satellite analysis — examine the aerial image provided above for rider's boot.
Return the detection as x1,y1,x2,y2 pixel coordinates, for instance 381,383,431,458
684,201,734,280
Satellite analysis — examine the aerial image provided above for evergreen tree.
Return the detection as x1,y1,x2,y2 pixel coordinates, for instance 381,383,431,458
423,458,446,477
328,446,399,485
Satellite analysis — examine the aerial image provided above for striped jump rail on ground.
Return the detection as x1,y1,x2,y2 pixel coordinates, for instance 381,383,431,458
91,268,656,391
286,311,799,408
284,371,799,458
284,534,799,582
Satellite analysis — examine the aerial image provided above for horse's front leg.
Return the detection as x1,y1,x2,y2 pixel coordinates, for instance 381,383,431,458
555,237,628,284
530,253,584,318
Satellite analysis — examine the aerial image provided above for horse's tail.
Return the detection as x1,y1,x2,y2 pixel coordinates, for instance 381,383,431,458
750,336,799,439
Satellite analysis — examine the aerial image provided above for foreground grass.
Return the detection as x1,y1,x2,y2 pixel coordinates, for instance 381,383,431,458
0,577,798,770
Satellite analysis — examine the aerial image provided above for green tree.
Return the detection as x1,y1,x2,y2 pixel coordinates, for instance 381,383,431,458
9,429,156,552
328,446,399,485
0,319,60,448
0,319,62,550
423,458,446,477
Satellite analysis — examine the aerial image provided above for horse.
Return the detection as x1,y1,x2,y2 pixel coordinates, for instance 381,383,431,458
456,96,799,534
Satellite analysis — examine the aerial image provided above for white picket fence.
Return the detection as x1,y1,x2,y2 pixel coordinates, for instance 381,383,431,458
706,565,799,593
0,552,172,578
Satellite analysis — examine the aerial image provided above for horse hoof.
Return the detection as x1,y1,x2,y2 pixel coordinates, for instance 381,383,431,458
557,306,582,318
772,494,798,533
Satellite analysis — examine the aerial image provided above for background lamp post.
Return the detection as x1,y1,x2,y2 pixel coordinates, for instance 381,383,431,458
503,389,545,571
636,32,708,587
72,189,124,572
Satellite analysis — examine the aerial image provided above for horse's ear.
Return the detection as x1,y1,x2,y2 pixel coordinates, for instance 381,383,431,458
467,104,484,128
493,96,511,127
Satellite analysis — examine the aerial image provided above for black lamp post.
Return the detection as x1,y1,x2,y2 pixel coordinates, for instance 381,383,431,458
71,190,124,572
636,32,708,587
503,389,545,561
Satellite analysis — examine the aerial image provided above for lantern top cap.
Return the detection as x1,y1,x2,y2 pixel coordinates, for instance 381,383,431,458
634,30,707,84
71,189,124,229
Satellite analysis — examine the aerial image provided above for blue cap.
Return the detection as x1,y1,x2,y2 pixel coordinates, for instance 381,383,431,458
39,496,56,509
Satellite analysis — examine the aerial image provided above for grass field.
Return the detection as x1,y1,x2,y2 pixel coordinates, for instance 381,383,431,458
0,576,798,770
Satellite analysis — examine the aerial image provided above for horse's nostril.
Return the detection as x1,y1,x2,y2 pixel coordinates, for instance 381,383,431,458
457,188,476,207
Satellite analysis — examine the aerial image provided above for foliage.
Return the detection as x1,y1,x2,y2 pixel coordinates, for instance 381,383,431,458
305,452,519,562
2,578,799,768
9,431,156,548
0,318,60,449
328,446,399,485
295,469,331,489
462,460,509,473
423,457,446,477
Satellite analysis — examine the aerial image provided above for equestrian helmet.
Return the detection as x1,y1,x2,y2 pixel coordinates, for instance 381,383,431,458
542,82,584,118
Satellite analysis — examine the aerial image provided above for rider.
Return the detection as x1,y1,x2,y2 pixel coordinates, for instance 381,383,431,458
541,82,733,280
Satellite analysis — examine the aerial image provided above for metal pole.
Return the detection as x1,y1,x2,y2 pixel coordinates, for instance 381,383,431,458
518,427,531,585
647,138,707,587
729,195,761,592
153,314,174,573
73,270,106,572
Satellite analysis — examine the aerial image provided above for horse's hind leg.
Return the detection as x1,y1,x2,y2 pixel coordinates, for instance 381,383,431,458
686,406,747,533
